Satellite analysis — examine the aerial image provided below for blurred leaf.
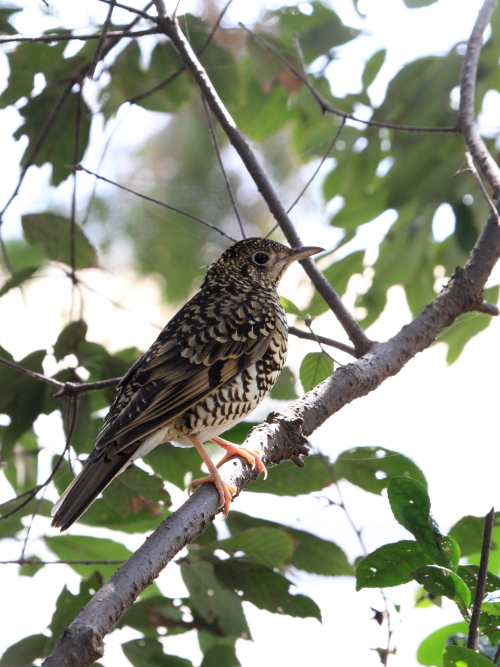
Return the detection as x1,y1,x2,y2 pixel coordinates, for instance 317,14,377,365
214,559,321,621
0,497,52,539
49,573,102,650
0,634,51,667
306,251,364,316
388,477,459,569
248,455,334,496
270,366,298,399
3,431,40,494
200,644,240,667
356,540,432,589
280,296,303,318
449,513,500,556
411,565,470,616
206,527,295,568
442,645,494,666
19,555,43,577
22,214,97,269
362,49,386,89
119,596,185,638
417,622,469,667
226,511,352,576
334,446,427,494
403,0,439,6
299,352,333,392
122,639,193,667
453,201,479,254
53,320,88,361
181,560,250,638
0,6,21,35
144,442,205,490
0,265,40,297
45,534,132,581
436,286,499,364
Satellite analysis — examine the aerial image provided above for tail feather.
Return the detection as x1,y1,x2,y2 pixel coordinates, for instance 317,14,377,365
51,448,129,531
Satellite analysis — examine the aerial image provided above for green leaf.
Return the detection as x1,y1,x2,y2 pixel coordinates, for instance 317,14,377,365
207,527,295,568
200,644,240,667
299,352,333,392
45,535,132,581
181,561,250,638
411,565,471,617
143,442,205,490
388,477,458,569
279,296,304,318
306,251,365,317
53,320,88,361
0,634,51,667
226,511,353,576
356,540,433,590
403,0,439,6
449,514,500,557
0,497,52,539
436,286,499,364
0,7,21,35
49,573,102,650
442,645,494,667
214,559,321,621
270,366,298,400
362,49,386,89
0,266,40,297
247,455,334,496
334,446,427,494
22,213,97,269
122,639,193,667
119,596,185,638
417,622,470,667
19,556,43,577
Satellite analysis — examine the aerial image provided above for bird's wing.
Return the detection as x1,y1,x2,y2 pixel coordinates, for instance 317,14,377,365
95,289,283,452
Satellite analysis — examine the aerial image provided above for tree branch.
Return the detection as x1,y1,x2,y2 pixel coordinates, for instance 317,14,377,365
288,326,357,357
0,28,159,44
458,0,500,197
156,13,372,357
467,507,494,651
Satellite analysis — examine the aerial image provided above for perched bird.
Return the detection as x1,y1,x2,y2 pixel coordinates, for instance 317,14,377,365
51,237,323,530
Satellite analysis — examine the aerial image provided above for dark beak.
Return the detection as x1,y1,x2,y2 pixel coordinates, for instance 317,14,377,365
286,245,324,264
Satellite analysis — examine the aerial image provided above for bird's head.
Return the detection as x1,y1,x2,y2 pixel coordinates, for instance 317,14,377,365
206,237,324,289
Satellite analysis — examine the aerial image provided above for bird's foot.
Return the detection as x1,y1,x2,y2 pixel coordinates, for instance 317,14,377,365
211,436,267,479
189,473,236,518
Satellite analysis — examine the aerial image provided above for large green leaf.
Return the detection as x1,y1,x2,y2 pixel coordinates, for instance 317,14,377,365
119,596,185,638
202,527,295,568
214,559,321,621
334,446,427,494
416,622,469,667
388,477,459,569
356,540,432,590
442,645,494,667
45,535,132,581
22,213,97,269
306,251,364,317
0,634,51,667
247,455,334,496
122,639,193,667
299,352,333,392
411,565,471,617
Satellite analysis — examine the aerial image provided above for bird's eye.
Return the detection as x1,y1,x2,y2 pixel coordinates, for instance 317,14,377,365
253,252,270,266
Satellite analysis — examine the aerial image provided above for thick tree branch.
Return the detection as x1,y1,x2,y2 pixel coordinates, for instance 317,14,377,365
459,0,500,196
154,12,372,357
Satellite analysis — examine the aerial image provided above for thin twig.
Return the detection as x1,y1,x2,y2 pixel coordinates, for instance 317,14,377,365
458,0,500,197
73,164,237,241
201,96,245,239
0,356,63,388
98,0,233,115
241,23,458,134
96,0,159,23
87,0,116,78
0,396,78,521
288,326,356,357
158,13,372,356
54,377,121,397
69,86,83,298
464,152,500,223
467,507,495,651
0,28,159,44
0,559,127,565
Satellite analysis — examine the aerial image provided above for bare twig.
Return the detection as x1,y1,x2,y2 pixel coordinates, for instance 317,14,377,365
458,0,500,197
465,152,500,223
241,23,458,134
98,0,233,115
0,28,159,44
54,377,121,397
0,356,63,388
0,559,127,565
288,326,356,357
69,87,83,295
73,164,237,241
87,0,116,78
201,96,245,239
467,507,495,651
157,13,372,356
96,0,158,23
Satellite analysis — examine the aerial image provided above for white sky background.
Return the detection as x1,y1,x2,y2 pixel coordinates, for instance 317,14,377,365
0,0,498,666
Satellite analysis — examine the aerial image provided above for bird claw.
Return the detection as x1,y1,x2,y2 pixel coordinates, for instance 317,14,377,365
211,437,267,479
189,474,236,518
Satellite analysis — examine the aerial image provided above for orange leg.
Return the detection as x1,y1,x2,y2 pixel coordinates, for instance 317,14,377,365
188,435,237,518
211,436,267,479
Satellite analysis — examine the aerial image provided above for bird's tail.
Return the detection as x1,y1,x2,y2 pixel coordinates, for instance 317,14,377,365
51,447,128,531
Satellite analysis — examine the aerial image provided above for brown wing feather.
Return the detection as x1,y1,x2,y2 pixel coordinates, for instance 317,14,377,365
95,288,279,451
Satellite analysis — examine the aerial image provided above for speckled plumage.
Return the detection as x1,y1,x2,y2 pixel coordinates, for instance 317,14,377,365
51,238,323,530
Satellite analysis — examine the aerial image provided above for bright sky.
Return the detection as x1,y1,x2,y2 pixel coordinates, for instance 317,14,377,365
0,1,496,666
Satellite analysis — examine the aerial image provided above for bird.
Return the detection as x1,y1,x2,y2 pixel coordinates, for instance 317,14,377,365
51,237,324,531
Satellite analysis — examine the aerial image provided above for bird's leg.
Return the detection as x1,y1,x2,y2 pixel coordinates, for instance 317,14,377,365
188,435,236,518
211,436,267,479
